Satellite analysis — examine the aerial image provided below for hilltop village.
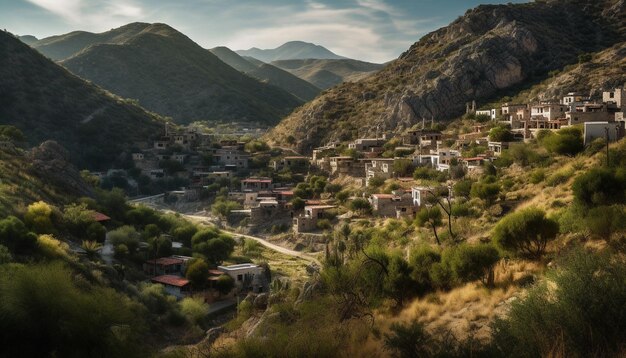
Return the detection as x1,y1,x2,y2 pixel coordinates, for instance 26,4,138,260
93,87,625,239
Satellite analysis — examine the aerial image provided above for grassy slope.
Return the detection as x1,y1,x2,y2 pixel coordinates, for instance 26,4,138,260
56,23,302,125
210,46,321,101
271,58,384,89
0,31,164,170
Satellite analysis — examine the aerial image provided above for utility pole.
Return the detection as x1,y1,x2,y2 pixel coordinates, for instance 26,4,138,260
605,127,610,167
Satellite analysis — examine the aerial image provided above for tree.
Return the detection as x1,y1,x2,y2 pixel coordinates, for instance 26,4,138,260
384,255,415,307
489,125,514,142
492,207,559,258
108,225,140,255
470,181,500,206
186,259,209,289
393,159,414,177
572,168,625,207
215,275,235,295
191,229,235,265
24,201,55,234
349,198,372,215
409,246,441,293
453,179,473,198
0,216,37,254
0,125,25,141
85,222,106,243
211,199,242,218
541,127,583,156
335,190,350,203
62,203,97,238
415,207,443,245
443,244,500,287
585,205,626,241
291,197,306,211
150,236,173,258
172,224,197,247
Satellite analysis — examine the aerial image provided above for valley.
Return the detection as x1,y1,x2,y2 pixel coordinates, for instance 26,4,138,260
0,0,625,357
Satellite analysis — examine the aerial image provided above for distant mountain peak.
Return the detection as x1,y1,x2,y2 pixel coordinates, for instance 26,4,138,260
236,41,347,62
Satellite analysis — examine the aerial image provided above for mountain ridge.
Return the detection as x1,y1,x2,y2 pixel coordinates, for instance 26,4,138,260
267,0,626,152
236,40,347,62
41,23,302,124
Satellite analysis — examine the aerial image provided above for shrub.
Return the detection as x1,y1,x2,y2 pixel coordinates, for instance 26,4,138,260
62,203,97,238
470,181,500,206
85,222,106,243
186,259,209,288
317,219,332,231
545,170,570,187
409,246,441,293
37,234,69,260
453,179,473,198
572,168,625,207
215,274,235,295
529,169,545,184
541,127,583,156
368,176,386,188
108,226,140,254
492,207,558,258
0,216,37,254
0,245,12,264
384,321,433,357
349,198,372,215
24,201,55,234
491,248,626,357
443,244,500,286
489,125,514,142
179,297,208,325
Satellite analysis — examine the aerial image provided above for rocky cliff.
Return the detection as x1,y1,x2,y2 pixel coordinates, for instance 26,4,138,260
268,0,625,152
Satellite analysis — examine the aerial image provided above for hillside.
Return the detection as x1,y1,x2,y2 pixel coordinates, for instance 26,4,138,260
268,0,626,152
211,46,321,101
272,58,384,89
17,35,38,45
236,41,347,62
0,30,164,169
38,23,302,125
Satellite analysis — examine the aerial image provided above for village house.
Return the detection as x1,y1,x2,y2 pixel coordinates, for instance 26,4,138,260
365,158,395,180
241,177,272,192
151,275,191,299
584,121,625,145
412,186,435,207
488,141,510,156
435,148,461,171
475,109,492,118
369,190,413,217
403,129,443,146
293,205,335,233
271,156,310,172
132,152,145,161
348,138,386,152
603,88,626,111
460,156,486,170
329,156,360,176
217,263,267,293
212,149,249,171
567,103,615,125
143,256,193,276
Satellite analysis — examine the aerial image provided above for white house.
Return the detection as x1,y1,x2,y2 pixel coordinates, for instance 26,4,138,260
218,263,266,293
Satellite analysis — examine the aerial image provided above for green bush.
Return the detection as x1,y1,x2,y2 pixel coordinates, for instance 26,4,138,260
442,244,500,286
572,168,625,207
492,207,558,258
541,127,583,156
0,216,37,254
491,248,626,357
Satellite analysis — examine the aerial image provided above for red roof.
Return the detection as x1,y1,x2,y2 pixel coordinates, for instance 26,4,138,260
372,194,396,199
208,269,224,276
92,212,111,222
146,257,184,266
151,275,189,287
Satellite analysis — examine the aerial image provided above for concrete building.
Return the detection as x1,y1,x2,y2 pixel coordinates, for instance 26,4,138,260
567,103,614,126
531,103,568,121
583,121,624,145
348,138,386,152
365,158,395,180
488,141,510,156
403,129,442,146
411,186,435,207
369,191,413,217
272,156,310,172
241,178,272,192
603,88,626,111
218,263,266,293
293,205,335,233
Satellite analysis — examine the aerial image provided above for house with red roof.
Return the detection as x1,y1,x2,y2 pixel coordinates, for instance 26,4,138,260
151,275,191,299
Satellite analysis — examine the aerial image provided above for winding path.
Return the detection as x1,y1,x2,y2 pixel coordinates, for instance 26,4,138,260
179,213,321,266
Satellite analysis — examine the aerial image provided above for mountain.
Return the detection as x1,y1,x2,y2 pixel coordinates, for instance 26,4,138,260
0,30,164,169
33,23,302,125
17,35,38,45
271,59,384,89
236,41,347,62
210,46,321,101
268,0,626,152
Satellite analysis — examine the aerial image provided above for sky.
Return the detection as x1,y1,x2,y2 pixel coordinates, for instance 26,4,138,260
1,0,527,63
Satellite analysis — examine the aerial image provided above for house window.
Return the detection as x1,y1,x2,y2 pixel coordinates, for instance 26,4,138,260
610,93,615,98
237,274,243,282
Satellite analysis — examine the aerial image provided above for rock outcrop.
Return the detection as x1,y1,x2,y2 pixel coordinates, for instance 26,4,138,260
268,0,625,152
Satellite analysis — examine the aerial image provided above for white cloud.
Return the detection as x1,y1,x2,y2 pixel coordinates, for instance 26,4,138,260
25,0,145,28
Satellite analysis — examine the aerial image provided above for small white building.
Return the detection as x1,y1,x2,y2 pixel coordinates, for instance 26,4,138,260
583,122,624,145
218,263,266,293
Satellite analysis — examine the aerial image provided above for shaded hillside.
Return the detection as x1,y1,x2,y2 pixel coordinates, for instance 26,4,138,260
31,22,154,60
268,0,625,152
17,35,38,45
0,141,93,216
236,41,346,62
41,23,301,124
272,58,384,89
0,31,164,170
211,46,321,101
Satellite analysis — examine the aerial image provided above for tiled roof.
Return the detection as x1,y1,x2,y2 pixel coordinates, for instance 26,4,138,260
146,257,184,266
92,212,111,222
151,275,189,287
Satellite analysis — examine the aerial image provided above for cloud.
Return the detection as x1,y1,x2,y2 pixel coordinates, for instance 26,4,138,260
24,0,145,27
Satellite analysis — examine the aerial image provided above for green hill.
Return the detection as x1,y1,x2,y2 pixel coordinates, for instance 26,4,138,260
36,23,302,125
211,46,321,101
0,30,164,170
271,58,384,89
